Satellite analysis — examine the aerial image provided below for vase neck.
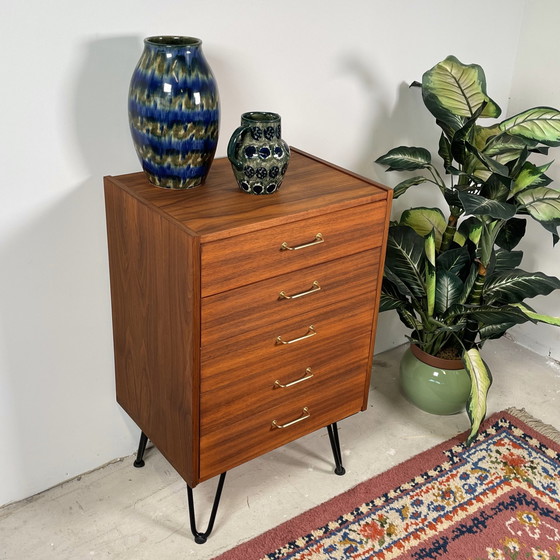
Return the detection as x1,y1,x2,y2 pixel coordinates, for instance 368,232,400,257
144,36,202,55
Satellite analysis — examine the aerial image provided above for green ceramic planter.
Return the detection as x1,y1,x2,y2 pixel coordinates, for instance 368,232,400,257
399,345,471,415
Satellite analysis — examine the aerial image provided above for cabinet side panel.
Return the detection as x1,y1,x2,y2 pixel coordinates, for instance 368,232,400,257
362,191,393,409
104,178,200,486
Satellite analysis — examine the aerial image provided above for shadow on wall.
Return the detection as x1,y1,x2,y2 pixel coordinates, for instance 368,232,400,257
74,35,144,173
0,36,145,503
335,54,436,183
333,55,441,353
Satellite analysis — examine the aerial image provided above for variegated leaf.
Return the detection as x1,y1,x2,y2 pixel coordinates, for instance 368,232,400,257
463,348,492,446
512,302,560,326
375,146,431,171
399,207,447,250
499,107,560,146
422,56,501,129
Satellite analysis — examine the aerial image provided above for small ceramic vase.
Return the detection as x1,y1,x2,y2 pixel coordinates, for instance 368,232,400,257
227,112,290,194
128,36,220,189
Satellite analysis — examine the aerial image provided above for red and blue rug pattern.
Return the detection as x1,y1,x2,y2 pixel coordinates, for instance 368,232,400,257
213,410,560,560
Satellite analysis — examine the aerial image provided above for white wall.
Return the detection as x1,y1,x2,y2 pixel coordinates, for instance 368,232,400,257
0,0,528,505
506,0,560,360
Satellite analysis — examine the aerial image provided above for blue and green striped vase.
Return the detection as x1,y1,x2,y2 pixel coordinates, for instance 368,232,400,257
128,36,220,189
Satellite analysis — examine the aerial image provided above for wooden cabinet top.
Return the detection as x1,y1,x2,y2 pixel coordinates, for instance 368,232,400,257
106,148,391,242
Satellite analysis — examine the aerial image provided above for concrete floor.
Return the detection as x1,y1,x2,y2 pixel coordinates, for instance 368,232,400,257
1,338,559,560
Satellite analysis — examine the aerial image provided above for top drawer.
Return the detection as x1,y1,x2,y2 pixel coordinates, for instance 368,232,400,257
201,201,386,296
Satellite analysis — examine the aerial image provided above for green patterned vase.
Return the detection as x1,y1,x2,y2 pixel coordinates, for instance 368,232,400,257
227,112,290,194
399,345,471,415
128,36,220,189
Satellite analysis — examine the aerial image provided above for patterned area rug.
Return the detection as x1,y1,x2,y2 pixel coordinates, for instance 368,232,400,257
212,409,560,560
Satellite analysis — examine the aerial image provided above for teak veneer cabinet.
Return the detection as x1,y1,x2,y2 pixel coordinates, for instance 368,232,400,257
104,148,392,541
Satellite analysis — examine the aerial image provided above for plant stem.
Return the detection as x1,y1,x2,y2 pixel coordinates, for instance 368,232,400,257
427,165,447,193
463,260,487,349
440,214,459,252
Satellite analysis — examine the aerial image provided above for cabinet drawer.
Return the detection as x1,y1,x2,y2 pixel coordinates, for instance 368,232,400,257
201,250,380,347
201,288,376,391
201,202,386,296
200,334,370,432
199,375,364,481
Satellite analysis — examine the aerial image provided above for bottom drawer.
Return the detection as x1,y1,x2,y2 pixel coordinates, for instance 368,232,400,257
199,373,365,481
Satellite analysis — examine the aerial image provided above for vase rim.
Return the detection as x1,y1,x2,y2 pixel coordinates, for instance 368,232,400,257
144,36,202,48
410,344,465,370
241,111,281,123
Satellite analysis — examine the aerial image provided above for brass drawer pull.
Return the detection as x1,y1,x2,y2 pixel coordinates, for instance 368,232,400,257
276,325,317,345
280,233,324,251
279,281,321,300
274,368,314,388
272,407,310,429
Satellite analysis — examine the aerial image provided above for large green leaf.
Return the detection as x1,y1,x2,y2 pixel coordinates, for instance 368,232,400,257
484,269,560,304
457,217,483,246
512,302,560,326
450,105,488,166
481,131,536,161
384,267,414,299
380,279,408,311
465,143,511,178
458,191,517,220
375,146,432,171
479,321,518,341
493,247,523,272
422,56,501,131
512,162,553,195
495,217,526,250
435,270,463,315
516,186,560,223
468,305,531,325
399,207,447,249
499,107,560,146
474,124,501,151
379,289,422,333
463,348,492,446
436,245,472,277
380,281,423,331
480,174,510,203
385,226,427,300
392,176,429,199
442,304,528,325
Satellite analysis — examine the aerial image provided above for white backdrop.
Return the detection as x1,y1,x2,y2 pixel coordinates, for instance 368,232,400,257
2,0,558,506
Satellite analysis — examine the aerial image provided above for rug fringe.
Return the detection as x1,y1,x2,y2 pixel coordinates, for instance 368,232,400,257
505,407,560,446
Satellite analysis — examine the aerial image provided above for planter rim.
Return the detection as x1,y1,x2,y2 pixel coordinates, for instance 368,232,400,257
410,344,464,370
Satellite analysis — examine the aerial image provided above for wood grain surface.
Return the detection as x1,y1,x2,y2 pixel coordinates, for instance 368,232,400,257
104,148,392,487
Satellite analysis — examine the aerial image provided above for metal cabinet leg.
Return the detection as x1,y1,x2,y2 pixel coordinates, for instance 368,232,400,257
327,423,346,475
133,431,148,468
187,472,227,544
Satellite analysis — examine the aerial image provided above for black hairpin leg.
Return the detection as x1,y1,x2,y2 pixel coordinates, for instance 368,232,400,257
133,431,148,468
187,472,227,544
327,423,346,475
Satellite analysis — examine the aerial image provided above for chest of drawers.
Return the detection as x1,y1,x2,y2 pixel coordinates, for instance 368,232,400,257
104,148,391,495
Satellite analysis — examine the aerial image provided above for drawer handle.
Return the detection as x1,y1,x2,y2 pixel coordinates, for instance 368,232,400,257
279,281,321,300
272,407,310,429
276,325,317,345
280,233,324,251
274,368,314,388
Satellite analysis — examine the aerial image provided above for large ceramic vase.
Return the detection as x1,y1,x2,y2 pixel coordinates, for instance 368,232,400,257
227,112,290,194
128,36,220,189
399,344,470,415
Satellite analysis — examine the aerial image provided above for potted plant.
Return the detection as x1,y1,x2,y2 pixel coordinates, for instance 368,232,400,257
375,55,560,444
